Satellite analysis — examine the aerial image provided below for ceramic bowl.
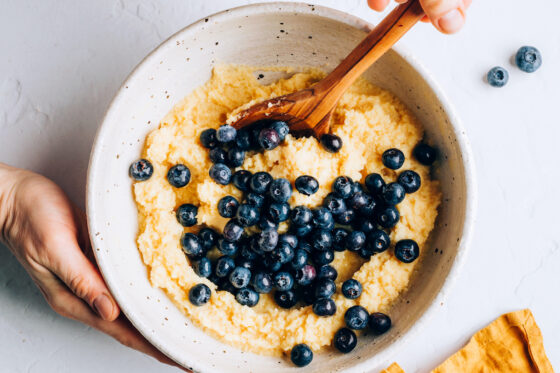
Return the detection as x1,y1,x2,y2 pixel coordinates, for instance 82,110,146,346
87,2,476,372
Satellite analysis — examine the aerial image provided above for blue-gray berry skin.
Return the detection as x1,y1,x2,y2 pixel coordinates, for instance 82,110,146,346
515,46,542,73
235,288,259,307
176,204,198,227
188,284,211,306
290,344,313,367
216,124,237,143
229,267,251,289
193,258,212,278
200,128,218,149
341,279,362,299
394,239,420,263
209,163,232,185
167,164,191,187
268,178,292,203
369,312,392,334
129,159,153,181
333,327,357,353
295,175,319,196
344,305,369,330
270,120,290,141
258,128,281,150
487,66,509,87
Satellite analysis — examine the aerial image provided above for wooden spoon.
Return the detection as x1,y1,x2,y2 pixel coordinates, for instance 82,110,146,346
230,0,424,138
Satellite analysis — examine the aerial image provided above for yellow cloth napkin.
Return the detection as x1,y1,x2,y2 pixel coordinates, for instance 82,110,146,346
381,309,554,373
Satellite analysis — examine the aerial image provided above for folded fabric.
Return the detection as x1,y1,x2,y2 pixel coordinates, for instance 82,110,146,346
381,309,554,373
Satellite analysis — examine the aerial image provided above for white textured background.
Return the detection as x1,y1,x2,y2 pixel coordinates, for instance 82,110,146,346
1,0,559,372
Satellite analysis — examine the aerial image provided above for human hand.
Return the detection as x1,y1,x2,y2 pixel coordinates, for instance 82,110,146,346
0,164,181,369
367,0,471,34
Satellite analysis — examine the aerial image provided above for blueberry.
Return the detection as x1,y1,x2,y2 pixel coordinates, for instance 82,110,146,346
129,159,153,181
332,176,353,199
267,202,290,223
516,46,542,73
397,171,420,195
382,148,405,170
217,196,239,218
257,228,279,252
235,129,252,150
271,242,295,264
317,265,338,281
198,227,218,250
215,256,235,277
369,312,392,334
274,271,294,291
274,290,297,309
217,278,237,294
376,205,400,228
290,249,309,270
227,147,246,168
240,244,259,261
291,223,313,237
229,267,252,289
263,254,282,272
381,182,406,205
300,285,317,305
348,192,370,212
200,128,218,149
167,164,191,188
258,128,281,150
323,193,347,215
223,219,244,242
349,182,364,197
353,217,376,234
311,229,333,251
236,204,260,227
268,178,292,203
209,163,232,185
313,249,334,265
320,134,343,153
209,147,227,164
295,175,319,196
358,197,377,217
413,143,437,165
193,257,212,278
345,305,369,330
487,66,509,88
290,205,313,226
358,247,373,259
341,279,362,299
176,204,198,227
188,284,211,306
334,209,355,225
249,172,273,194
258,216,279,230
332,228,350,252
313,208,334,230
345,231,366,252
231,170,251,192
245,193,265,208
394,239,420,263
181,233,204,258
312,298,336,316
217,238,238,256
365,173,385,195
279,234,298,249
236,257,257,272
290,344,313,367
314,278,336,299
269,121,289,140
333,327,357,353
295,264,316,285
235,288,259,307
216,124,237,143
367,229,391,253
297,240,312,253
251,272,273,293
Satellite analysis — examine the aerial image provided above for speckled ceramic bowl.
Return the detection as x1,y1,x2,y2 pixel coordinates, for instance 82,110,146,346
87,3,476,372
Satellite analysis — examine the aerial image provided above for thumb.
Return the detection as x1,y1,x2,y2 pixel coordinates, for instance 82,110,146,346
420,0,470,34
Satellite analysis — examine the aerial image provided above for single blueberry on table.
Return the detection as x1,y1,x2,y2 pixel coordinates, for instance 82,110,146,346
181,233,204,258
217,238,238,256
290,205,313,226
279,233,298,249
295,264,316,286
227,147,246,168
313,249,335,265
290,249,309,270
320,133,343,153
334,209,356,225
257,228,279,252
344,305,369,330
382,148,405,170
274,289,298,309
290,223,313,237
345,230,366,252
381,182,406,205
200,128,218,149
217,195,239,218
314,278,336,299
268,178,292,203
274,271,294,291
209,163,232,185
215,256,235,277
332,227,350,252
487,66,509,88
198,227,218,250
176,203,198,227
236,203,260,227
317,265,338,281
333,327,357,353
267,202,290,223
251,272,273,293
209,147,227,164
235,129,252,150
290,344,313,367
413,143,437,165
516,46,542,73
341,279,362,299
376,205,400,228
188,283,211,306
249,171,273,194
395,239,420,263
258,216,279,231
365,173,385,195
167,164,191,188
232,170,252,192
245,192,265,208
129,159,153,181
193,257,212,278
332,176,353,199
258,127,281,150
323,193,347,215
294,175,319,196
271,242,295,264
312,298,337,316
311,229,333,251
223,219,244,242
229,267,252,289
216,124,237,143
235,288,260,307
369,312,392,335
270,120,290,141
367,229,391,253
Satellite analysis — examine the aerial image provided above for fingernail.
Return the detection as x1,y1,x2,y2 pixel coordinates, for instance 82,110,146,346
93,293,115,320
437,9,464,34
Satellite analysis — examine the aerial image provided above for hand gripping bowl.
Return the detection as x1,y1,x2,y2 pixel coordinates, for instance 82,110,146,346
87,3,476,372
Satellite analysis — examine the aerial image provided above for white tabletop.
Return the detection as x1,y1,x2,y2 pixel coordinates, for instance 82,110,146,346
1,0,558,372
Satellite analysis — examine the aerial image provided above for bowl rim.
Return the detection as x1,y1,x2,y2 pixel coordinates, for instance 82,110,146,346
86,2,477,372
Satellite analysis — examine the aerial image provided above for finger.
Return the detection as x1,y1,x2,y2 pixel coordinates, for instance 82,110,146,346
367,0,391,11
420,0,467,34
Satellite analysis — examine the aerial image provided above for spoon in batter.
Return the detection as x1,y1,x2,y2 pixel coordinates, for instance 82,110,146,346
230,0,424,138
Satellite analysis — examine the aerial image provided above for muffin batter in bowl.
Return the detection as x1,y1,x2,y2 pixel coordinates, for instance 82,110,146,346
132,64,441,356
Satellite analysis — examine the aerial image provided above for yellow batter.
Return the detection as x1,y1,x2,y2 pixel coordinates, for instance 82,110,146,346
133,64,441,356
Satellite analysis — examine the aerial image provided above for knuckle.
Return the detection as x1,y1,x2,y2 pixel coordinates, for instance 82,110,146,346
68,274,93,301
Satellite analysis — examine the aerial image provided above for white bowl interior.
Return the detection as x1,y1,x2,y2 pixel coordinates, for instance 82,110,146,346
87,3,474,373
